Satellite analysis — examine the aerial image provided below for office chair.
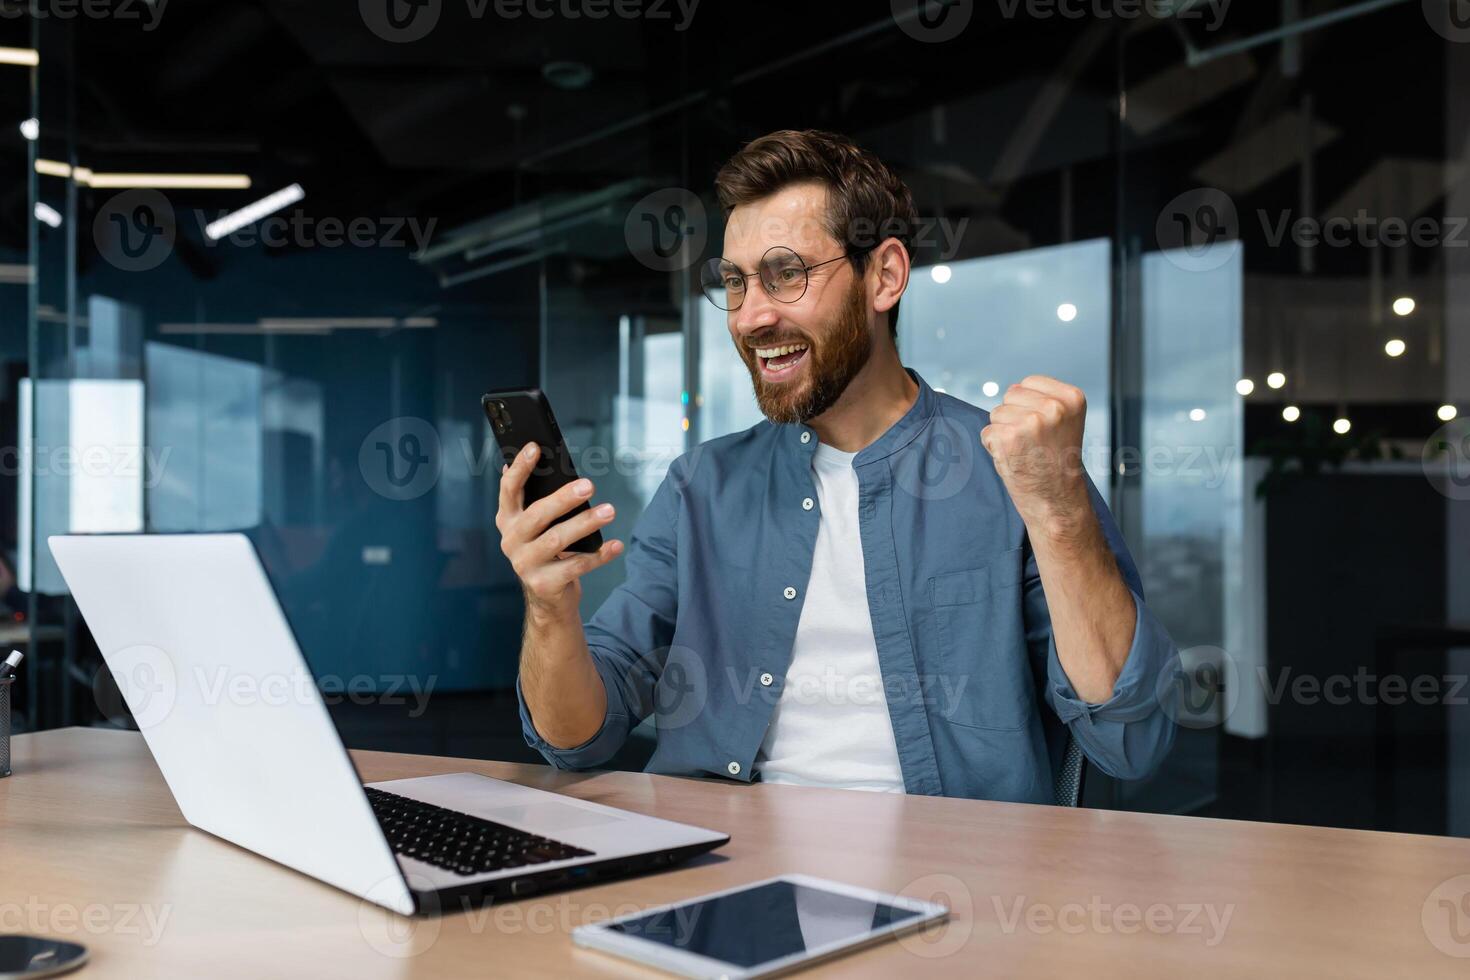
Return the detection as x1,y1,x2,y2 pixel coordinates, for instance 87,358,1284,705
1053,733,1087,807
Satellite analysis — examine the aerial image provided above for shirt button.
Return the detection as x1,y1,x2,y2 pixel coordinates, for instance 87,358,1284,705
783,586,797,600
800,431,811,444
801,497,814,511
760,672,774,686
727,761,742,776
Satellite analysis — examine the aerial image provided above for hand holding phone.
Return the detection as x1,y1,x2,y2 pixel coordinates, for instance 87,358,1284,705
489,390,624,616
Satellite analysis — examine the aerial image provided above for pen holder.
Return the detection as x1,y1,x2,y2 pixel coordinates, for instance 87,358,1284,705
0,676,11,778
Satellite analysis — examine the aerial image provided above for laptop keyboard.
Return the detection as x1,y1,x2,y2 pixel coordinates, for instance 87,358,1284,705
364,786,594,877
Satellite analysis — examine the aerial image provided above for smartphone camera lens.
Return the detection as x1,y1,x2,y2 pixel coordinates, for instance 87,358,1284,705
488,400,511,435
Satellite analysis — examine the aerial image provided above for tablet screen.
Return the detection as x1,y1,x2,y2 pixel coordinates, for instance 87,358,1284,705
604,879,923,969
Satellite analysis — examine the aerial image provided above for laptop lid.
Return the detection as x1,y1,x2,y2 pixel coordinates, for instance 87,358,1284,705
49,533,417,916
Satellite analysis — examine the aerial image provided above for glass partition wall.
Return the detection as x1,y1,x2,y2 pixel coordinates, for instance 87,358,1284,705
12,4,1466,833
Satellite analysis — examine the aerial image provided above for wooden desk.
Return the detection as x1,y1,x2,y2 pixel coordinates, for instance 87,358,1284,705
2,728,1469,978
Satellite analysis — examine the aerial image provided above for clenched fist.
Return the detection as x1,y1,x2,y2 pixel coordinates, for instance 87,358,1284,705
980,375,1091,531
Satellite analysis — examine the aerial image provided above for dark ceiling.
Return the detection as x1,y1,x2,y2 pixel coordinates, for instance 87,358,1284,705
0,0,1450,286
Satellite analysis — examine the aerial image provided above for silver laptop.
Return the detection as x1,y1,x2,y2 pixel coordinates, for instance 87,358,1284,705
49,532,728,916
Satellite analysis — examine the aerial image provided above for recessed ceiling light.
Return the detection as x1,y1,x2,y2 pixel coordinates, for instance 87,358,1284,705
1267,372,1286,389
1392,296,1415,316
930,265,952,284
1439,404,1459,422
982,381,999,397
1333,417,1351,434
1056,302,1077,322
19,117,37,141
1236,378,1255,396
1384,338,1406,357
1189,408,1206,422
1282,405,1300,422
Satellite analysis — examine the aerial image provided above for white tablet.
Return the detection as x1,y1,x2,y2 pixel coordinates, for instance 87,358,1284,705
572,874,948,979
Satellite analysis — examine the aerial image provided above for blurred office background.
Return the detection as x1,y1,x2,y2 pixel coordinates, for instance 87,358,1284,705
2,0,1468,836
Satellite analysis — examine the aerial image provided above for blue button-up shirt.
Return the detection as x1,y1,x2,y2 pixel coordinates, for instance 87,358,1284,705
518,370,1178,803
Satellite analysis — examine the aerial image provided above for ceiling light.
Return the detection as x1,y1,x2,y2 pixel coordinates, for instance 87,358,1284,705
204,184,304,241
157,316,438,335
34,202,60,228
1267,372,1286,389
34,158,249,189
1282,405,1300,422
1056,303,1078,322
1392,296,1415,316
88,172,251,189
1333,417,1351,434
1236,378,1255,396
1189,408,1207,422
1439,404,1459,422
930,265,952,284
982,381,1000,397
0,47,38,67
19,117,37,141
1384,338,1406,357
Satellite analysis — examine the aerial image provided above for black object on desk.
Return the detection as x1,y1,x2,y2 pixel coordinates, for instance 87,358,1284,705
0,649,20,777
0,936,89,979
0,676,11,778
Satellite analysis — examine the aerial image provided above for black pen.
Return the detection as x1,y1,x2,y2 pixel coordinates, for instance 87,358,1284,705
0,649,21,681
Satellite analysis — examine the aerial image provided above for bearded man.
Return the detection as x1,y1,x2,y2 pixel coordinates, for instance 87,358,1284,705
496,129,1178,803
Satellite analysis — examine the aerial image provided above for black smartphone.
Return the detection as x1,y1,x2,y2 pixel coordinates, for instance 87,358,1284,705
482,388,604,554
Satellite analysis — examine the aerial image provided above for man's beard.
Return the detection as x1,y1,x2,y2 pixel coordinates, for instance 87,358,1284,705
740,282,873,425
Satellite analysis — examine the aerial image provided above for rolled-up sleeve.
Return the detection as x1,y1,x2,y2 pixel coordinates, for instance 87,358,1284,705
517,460,684,770
1027,478,1180,781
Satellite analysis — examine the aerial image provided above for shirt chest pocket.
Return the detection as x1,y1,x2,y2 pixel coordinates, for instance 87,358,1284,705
926,546,1030,731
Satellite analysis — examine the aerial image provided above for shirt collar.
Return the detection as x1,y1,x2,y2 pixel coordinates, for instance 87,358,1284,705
785,368,937,465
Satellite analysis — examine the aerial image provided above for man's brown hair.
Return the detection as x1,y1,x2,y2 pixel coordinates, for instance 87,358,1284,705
713,129,917,340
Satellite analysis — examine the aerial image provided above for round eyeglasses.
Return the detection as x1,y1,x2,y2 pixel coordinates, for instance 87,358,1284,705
699,245,869,312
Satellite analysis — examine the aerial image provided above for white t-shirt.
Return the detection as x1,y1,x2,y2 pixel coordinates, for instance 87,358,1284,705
755,441,906,793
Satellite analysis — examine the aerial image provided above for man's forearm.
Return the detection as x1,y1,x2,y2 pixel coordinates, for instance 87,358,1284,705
519,603,609,749
1027,495,1137,705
